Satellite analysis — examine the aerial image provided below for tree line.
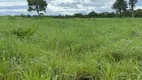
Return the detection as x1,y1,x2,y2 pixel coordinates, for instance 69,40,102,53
26,0,141,18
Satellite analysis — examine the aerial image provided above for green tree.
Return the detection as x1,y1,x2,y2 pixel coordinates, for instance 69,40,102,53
74,13,84,18
88,11,97,18
27,0,48,16
135,9,142,17
129,0,138,17
112,0,128,16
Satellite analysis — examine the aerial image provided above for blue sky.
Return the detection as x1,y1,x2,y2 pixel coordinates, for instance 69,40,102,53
0,0,141,15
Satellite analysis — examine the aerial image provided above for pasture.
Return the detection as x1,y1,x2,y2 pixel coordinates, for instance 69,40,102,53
0,17,142,80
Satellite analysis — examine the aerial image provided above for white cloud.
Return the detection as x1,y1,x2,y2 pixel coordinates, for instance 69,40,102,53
0,9,27,12
0,1,27,7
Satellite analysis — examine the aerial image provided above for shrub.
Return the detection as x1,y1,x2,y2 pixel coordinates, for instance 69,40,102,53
11,28,35,39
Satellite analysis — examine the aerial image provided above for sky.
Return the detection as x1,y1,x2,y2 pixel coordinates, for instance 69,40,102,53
0,0,142,15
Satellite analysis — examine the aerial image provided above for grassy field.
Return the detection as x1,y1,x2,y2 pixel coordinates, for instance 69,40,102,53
0,17,142,80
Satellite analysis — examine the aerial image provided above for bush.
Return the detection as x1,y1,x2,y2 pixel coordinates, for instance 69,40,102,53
11,28,35,39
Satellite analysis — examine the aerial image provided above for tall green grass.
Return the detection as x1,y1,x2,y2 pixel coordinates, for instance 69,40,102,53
0,17,142,80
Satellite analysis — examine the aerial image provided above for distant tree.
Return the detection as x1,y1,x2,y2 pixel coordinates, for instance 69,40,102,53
39,13,44,16
20,13,25,17
74,13,84,18
112,0,128,16
129,0,138,17
135,9,142,17
26,14,31,18
27,0,48,16
88,11,97,17
108,12,116,17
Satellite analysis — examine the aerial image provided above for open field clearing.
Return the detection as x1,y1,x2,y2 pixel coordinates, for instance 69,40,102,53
0,17,142,80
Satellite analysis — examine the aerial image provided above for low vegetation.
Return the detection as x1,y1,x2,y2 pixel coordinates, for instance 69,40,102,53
0,17,142,80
